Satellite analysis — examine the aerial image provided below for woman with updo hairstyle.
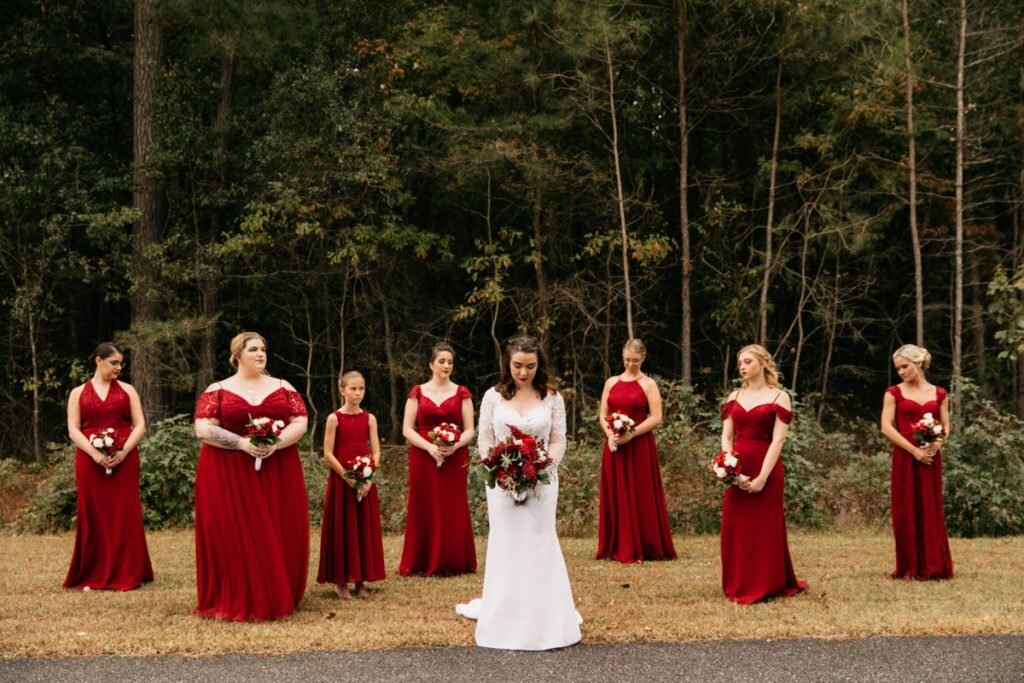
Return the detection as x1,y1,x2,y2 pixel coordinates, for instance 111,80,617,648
64,342,153,590
192,332,310,620
398,342,476,576
719,343,806,603
596,338,676,563
880,344,953,579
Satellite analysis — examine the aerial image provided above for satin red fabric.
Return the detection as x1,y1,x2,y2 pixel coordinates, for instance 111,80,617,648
887,385,953,580
596,379,676,563
317,410,386,585
193,387,309,621
720,398,806,603
398,384,476,576
64,380,153,590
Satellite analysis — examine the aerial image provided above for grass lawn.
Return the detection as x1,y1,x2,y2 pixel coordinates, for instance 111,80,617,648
1,529,1021,657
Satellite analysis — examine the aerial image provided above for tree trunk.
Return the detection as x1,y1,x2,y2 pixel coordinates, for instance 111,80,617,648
131,0,165,425
758,4,791,344
952,0,966,415
374,278,400,443
532,183,550,356
28,308,42,462
968,247,985,383
604,30,634,340
902,0,924,346
677,0,692,384
817,260,841,422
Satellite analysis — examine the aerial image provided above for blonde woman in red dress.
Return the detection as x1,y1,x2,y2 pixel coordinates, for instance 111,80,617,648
64,342,153,590
719,344,805,603
596,338,676,563
193,332,309,620
880,343,953,580
398,342,476,576
318,370,386,597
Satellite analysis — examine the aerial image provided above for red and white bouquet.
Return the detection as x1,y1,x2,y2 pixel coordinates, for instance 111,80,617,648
427,422,462,468
89,427,124,475
479,425,553,505
709,450,743,486
244,414,285,471
343,454,376,502
605,412,636,452
911,412,946,446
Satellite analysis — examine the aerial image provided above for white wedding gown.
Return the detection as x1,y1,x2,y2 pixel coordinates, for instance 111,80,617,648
455,388,582,650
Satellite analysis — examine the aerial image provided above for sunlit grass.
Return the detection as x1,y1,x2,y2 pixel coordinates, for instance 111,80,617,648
1,530,1021,657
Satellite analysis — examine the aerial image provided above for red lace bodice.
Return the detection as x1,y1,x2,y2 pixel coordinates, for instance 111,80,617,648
194,386,308,434
79,380,133,432
408,384,471,434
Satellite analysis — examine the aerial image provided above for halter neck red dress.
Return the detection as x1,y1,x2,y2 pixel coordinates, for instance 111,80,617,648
398,384,476,576
193,385,310,620
317,410,386,586
720,396,806,603
887,385,953,580
64,380,153,590
596,379,676,562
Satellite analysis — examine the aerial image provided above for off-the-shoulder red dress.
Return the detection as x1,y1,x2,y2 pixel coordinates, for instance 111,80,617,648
193,385,309,620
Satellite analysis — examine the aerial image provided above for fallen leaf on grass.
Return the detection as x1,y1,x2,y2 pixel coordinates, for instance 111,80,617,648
324,612,336,620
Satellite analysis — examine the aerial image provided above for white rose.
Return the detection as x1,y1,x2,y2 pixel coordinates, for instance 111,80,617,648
103,436,114,447
724,454,738,468
713,465,727,478
362,466,373,478
922,412,933,420
91,437,104,448
613,419,623,430
933,426,943,435
274,420,285,429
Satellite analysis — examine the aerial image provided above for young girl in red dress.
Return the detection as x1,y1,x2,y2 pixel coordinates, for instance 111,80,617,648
596,338,676,563
880,344,953,580
64,342,153,590
398,342,476,576
318,371,386,597
719,344,806,603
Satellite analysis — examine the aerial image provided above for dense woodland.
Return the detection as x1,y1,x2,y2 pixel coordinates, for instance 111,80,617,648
3,0,1024,461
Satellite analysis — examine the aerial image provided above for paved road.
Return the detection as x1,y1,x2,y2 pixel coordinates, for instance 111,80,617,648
2,636,1022,682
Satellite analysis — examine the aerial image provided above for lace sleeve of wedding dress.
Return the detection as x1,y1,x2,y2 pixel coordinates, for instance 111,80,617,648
478,388,497,455
548,391,567,465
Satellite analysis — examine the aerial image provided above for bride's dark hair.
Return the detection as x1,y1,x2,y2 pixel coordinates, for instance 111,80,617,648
495,334,554,400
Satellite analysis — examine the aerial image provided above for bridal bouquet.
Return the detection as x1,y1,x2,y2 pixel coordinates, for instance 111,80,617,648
427,422,462,468
605,412,636,452
244,415,285,471
343,454,376,502
89,427,124,475
911,412,946,446
709,450,743,486
479,425,553,505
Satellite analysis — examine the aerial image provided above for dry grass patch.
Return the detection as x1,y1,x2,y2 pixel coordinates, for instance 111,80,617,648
1,529,1021,657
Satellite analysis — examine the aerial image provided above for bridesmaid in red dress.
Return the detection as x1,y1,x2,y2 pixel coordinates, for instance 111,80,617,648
720,344,806,603
318,370,386,597
596,338,676,563
880,343,953,580
64,342,153,590
398,342,476,576
193,332,310,621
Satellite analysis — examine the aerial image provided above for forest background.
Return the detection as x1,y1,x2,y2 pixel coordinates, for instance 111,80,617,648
2,0,1023,536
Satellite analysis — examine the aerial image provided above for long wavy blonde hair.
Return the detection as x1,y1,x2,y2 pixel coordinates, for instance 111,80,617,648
737,343,781,389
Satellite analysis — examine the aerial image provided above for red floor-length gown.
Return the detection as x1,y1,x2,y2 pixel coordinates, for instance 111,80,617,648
398,384,476,576
887,385,954,580
317,410,386,585
193,385,310,620
720,396,806,603
64,380,154,590
596,379,676,562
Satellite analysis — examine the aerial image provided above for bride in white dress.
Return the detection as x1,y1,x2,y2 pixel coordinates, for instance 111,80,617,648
456,335,582,650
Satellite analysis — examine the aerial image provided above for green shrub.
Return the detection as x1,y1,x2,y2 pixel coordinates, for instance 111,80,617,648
138,415,198,529
9,443,78,533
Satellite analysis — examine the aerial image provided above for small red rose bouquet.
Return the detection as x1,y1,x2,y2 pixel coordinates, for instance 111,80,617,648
709,450,742,486
605,412,636,452
479,425,553,505
89,427,124,475
244,415,285,471
343,454,376,502
911,412,946,446
427,422,462,468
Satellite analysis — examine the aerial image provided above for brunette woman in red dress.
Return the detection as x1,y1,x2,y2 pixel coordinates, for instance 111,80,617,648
398,342,476,576
880,343,953,580
193,332,310,621
596,338,676,563
719,344,806,604
318,370,386,597
64,342,153,590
